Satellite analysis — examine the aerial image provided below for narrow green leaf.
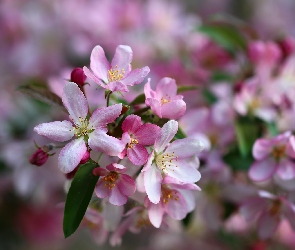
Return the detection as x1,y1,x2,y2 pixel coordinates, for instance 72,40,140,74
177,86,198,94
18,85,67,112
223,150,253,171
174,127,186,139
63,161,99,238
202,88,218,104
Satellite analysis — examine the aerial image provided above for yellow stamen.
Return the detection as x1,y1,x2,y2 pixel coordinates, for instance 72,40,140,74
103,171,119,189
108,65,125,82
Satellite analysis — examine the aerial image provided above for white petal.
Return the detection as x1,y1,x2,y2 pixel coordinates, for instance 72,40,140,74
154,120,178,153
144,164,162,204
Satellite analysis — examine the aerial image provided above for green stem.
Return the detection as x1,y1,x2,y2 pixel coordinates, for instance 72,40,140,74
133,107,150,116
106,91,112,107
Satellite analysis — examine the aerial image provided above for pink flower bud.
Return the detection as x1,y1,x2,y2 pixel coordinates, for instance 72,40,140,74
277,37,295,59
29,148,49,166
65,166,79,179
70,67,87,87
80,151,90,164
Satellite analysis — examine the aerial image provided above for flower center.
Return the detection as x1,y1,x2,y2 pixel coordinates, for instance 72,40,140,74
155,151,178,174
272,145,286,159
160,97,171,105
108,65,125,82
103,171,119,189
136,210,151,229
73,118,94,138
161,186,179,204
128,138,139,149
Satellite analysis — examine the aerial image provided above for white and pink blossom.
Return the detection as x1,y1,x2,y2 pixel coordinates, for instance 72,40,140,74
142,120,203,204
34,82,125,173
93,163,136,206
144,77,186,119
83,45,150,92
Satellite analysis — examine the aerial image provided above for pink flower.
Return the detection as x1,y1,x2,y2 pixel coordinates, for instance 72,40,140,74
70,67,87,87
120,115,160,165
142,120,203,204
240,190,295,239
34,82,125,173
249,131,295,182
93,163,136,206
144,77,186,119
145,176,200,228
83,45,150,92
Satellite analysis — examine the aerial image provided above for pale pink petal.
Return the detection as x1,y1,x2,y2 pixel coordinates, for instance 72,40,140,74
127,144,149,166
154,120,178,153
155,77,177,99
166,160,201,183
240,197,268,221
144,165,162,204
89,45,110,83
165,138,203,159
148,202,164,228
257,212,280,239
165,191,188,220
95,179,111,199
120,67,150,86
249,158,277,182
109,185,128,206
83,66,106,88
112,163,126,171
142,150,154,172
58,138,87,173
287,136,295,158
117,174,136,197
177,189,196,212
258,190,277,199
282,199,295,231
111,45,132,74
136,172,145,193
89,104,122,129
160,100,186,119
34,121,74,142
62,82,88,123
145,98,162,117
106,81,129,92
276,159,295,180
134,124,160,145
144,78,156,99
88,130,125,156
122,115,142,134
252,139,275,160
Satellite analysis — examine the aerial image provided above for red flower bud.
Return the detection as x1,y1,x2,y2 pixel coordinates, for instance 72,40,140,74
29,148,49,166
70,68,87,87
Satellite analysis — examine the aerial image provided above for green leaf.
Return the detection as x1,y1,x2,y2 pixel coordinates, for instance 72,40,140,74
202,88,218,104
234,117,261,157
18,85,67,112
174,127,186,139
198,24,246,52
130,93,146,106
63,161,99,238
177,86,198,94
223,150,253,171
267,122,278,137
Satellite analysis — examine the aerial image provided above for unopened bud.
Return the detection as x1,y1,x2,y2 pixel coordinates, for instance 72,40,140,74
65,166,79,179
29,148,49,166
120,105,130,116
71,67,87,87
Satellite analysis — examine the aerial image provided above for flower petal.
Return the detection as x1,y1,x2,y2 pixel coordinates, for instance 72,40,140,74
249,158,277,182
95,179,111,199
240,197,268,221
148,202,164,228
120,67,150,86
165,138,203,159
165,191,188,220
117,174,136,197
83,66,106,88
160,100,186,120
127,144,149,166
135,123,160,145
107,81,129,92
58,138,87,173
144,78,156,99
252,138,275,160
144,164,162,204
62,82,88,123
276,158,295,180
122,115,142,134
257,212,280,239
34,121,74,142
109,185,128,206
89,45,110,83
88,130,125,156
154,120,178,153
155,77,177,99
111,45,132,74
166,160,201,183
145,98,162,117
89,104,122,129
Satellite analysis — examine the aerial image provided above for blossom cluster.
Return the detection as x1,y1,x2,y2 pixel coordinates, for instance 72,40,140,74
32,45,203,245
